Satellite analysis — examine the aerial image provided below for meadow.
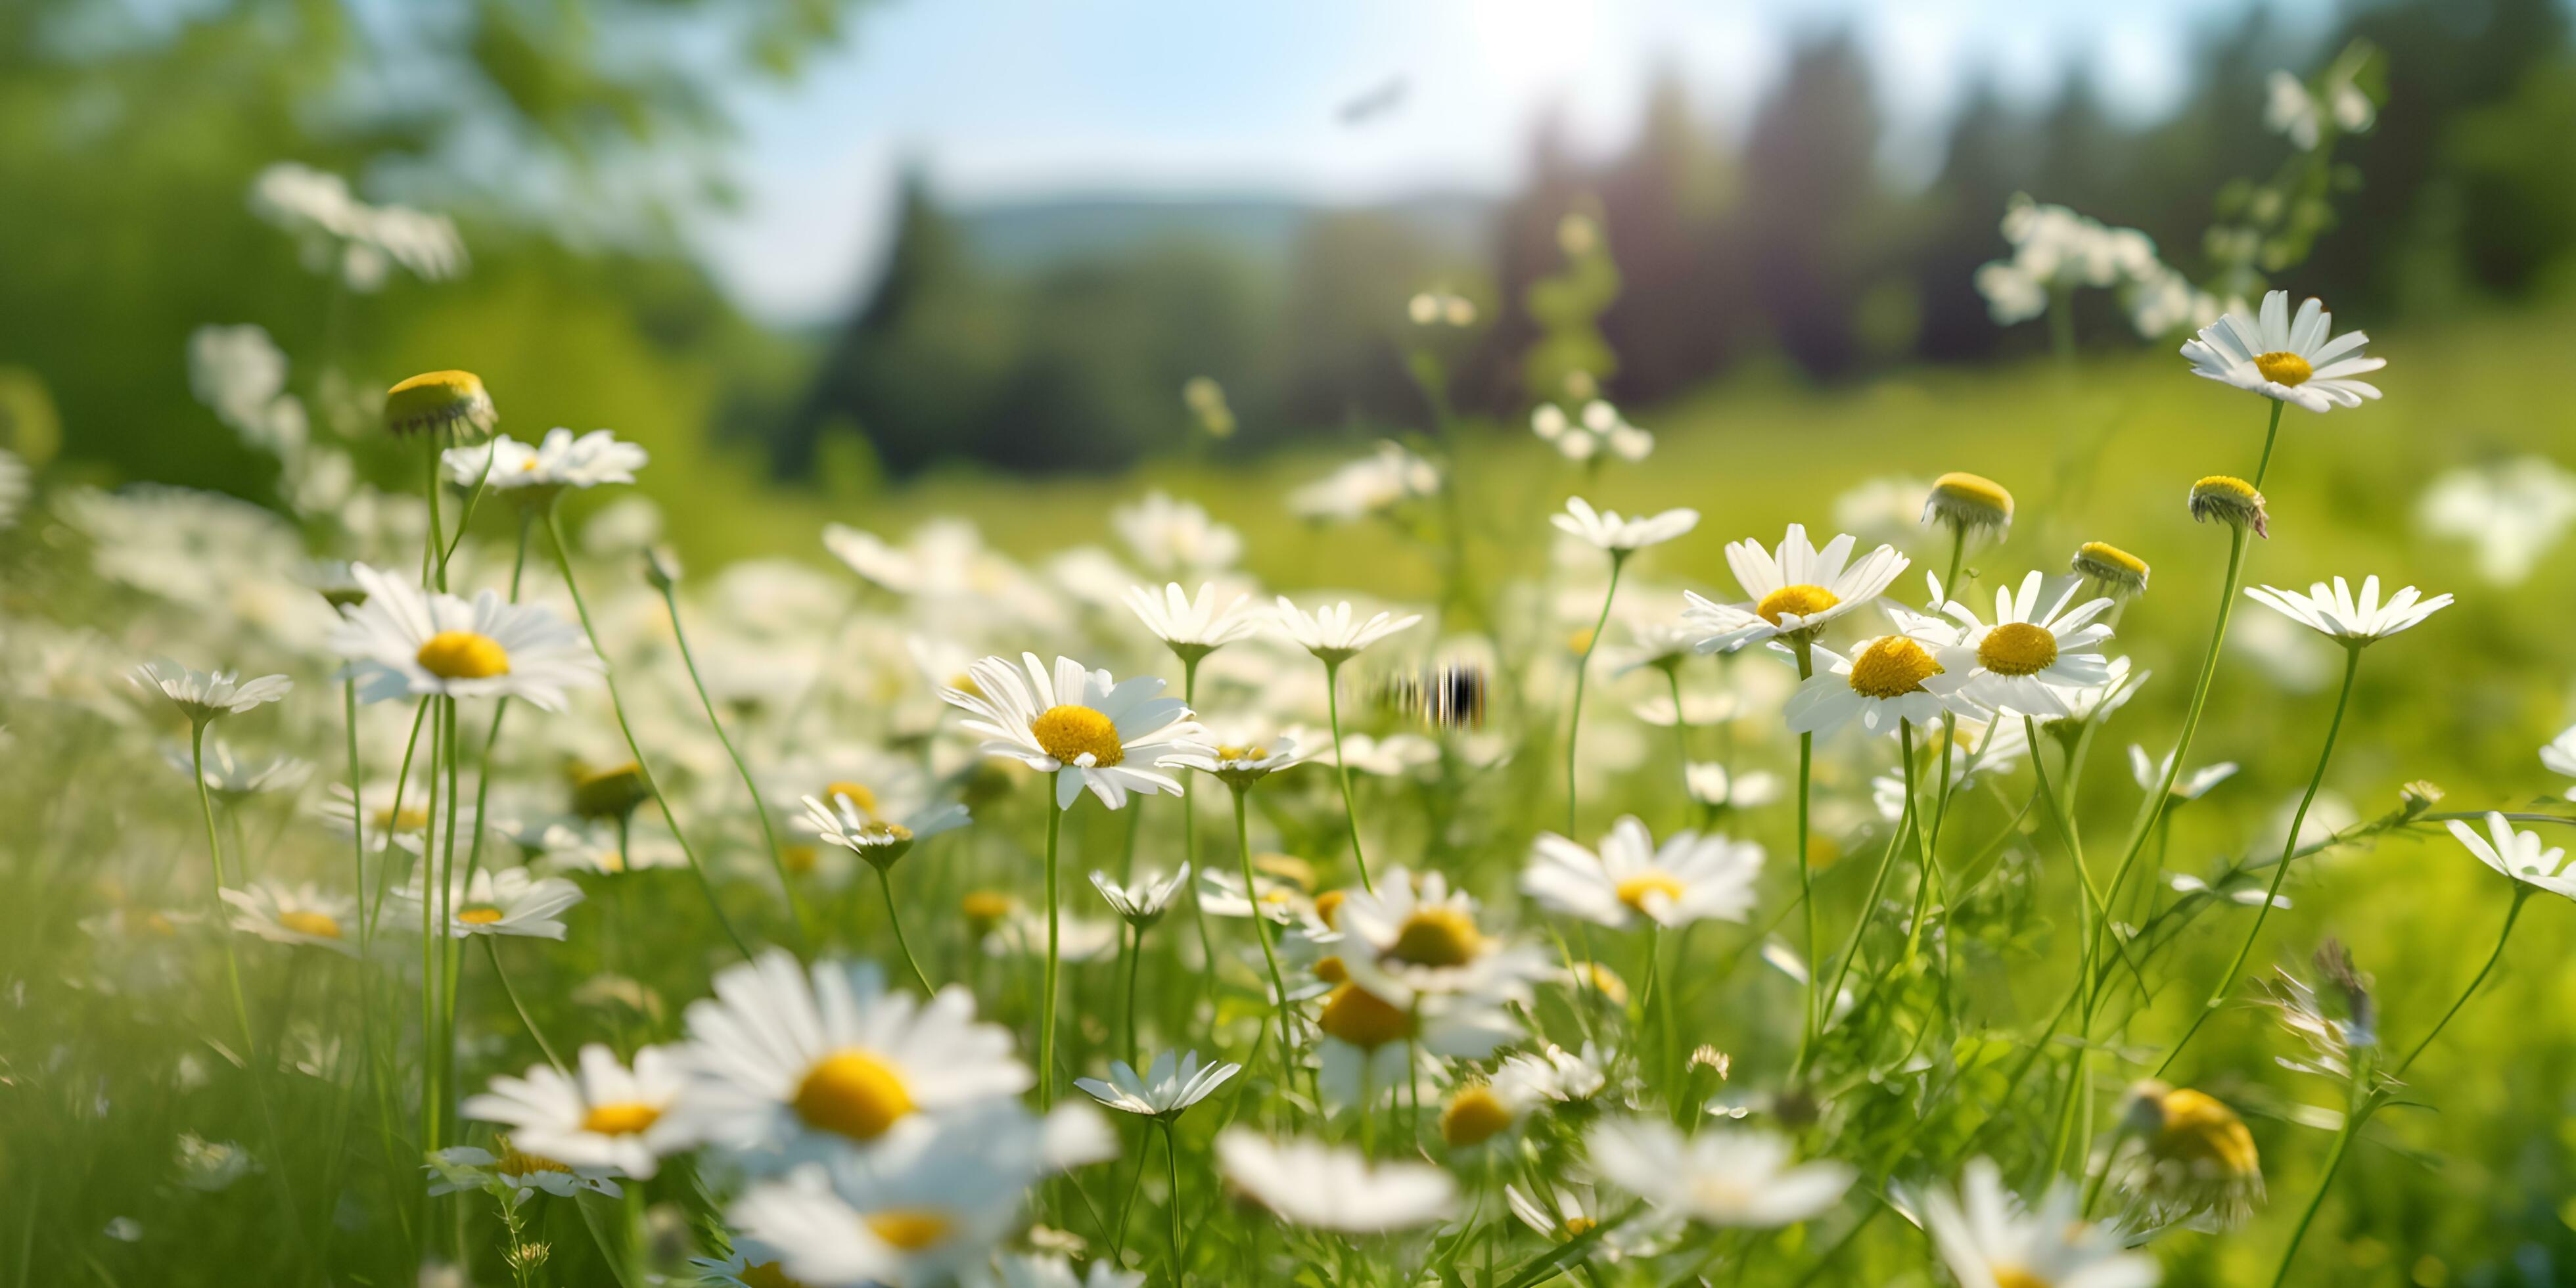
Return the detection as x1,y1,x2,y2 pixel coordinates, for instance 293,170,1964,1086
11,223,2576,1288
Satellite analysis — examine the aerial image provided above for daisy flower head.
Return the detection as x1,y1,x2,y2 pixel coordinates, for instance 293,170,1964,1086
800,791,969,873
1334,867,1551,1008
1507,1180,1682,1262
443,428,647,505
1272,597,1423,666
1196,867,1312,925
133,661,292,727
2180,290,2384,413
1682,524,1909,653
1522,816,1763,930
1935,572,2116,719
2245,574,2451,646
1921,472,2014,540
2448,811,2576,902
1586,1119,1854,1228
2128,746,2239,802
1073,1049,1239,1119
1436,1079,1533,1149
1088,864,1190,929
167,739,311,799
729,1107,1057,1287
1123,582,1258,661
942,653,1200,811
1214,1130,1456,1233
1112,491,1242,574
2115,1080,2264,1230
1552,496,1699,555
1783,635,1975,738
1492,1042,1609,1107
383,369,497,440
1164,733,1308,791
1687,762,1783,810
2543,724,2576,800
1923,1157,2157,1288
394,866,584,940
2187,475,2270,539
462,1044,690,1180
672,950,1030,1165
2071,541,2151,600
1287,442,1440,523
219,881,359,955
327,563,603,711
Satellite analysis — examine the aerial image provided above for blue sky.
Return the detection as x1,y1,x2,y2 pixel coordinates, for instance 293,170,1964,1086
691,0,2334,325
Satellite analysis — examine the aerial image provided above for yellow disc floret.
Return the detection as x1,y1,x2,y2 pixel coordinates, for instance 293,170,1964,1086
1615,871,1686,912
1439,1085,1516,1147
580,1101,662,1136
1388,906,1484,968
416,630,511,681
1977,622,2059,677
1989,1268,2052,1288
384,369,497,438
1030,704,1124,767
793,1049,915,1141
457,906,505,925
1318,982,1413,1049
822,781,882,819
2071,541,2151,595
1925,471,2015,530
2252,351,2313,386
863,1209,953,1251
1755,584,1841,627
1313,888,1346,930
1847,636,1943,699
279,909,343,940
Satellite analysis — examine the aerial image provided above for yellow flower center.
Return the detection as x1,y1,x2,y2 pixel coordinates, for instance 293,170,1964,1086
2252,351,2313,386
2153,1088,2260,1176
415,630,511,681
518,457,540,472
822,781,881,819
458,906,506,925
580,1101,662,1136
1755,584,1841,627
948,673,982,699
1216,744,1270,763
1562,1216,1597,1237
494,1136,570,1175
1565,626,1597,655
1388,907,1483,967
1977,622,2059,677
375,806,432,833
1030,704,1124,767
1990,1267,2052,1288
1314,955,1348,984
571,761,649,819
961,890,1012,926
279,909,343,940
739,1263,808,1288
1928,471,2015,522
1847,636,1943,699
863,1209,952,1251
2077,541,2148,577
1615,871,1686,911
1440,1086,1515,1147
1313,889,1346,930
793,1049,915,1141
1318,983,1414,1049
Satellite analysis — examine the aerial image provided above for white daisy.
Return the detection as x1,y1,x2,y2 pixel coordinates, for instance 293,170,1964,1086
1490,1042,1609,1105
1072,1049,1240,1119
1523,816,1763,930
731,1107,1052,1287
1682,524,1909,653
327,563,603,711
1123,582,1259,660
442,428,647,497
2180,290,2384,413
2542,724,2576,800
1552,497,1699,553
1586,1119,1854,1228
1287,442,1441,522
1162,735,1308,790
1934,572,2116,718
1214,1130,1456,1233
2243,574,2451,645
1196,869,1312,925
1088,865,1190,929
1783,637,1977,738
392,866,584,940
2128,746,2239,802
1111,491,1241,574
1333,867,1552,1007
132,662,292,725
1923,1157,2157,1288
1686,762,1783,810
167,740,311,798
1271,597,1424,665
462,1044,691,1180
1531,400,1653,463
1303,729,1438,777
942,654,1201,811
801,792,971,871
219,881,359,955
672,950,1030,1164
2447,812,2576,902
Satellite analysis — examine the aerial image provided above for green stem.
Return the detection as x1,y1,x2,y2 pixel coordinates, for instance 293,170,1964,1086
2253,399,2286,488
1790,644,1819,1061
1178,657,1218,1014
1111,1124,1148,1264
485,936,566,1072
1040,791,1064,1111
543,506,753,961
2268,1104,2359,1288
1663,666,1696,821
1161,1119,1186,1284
1323,658,1375,893
1816,722,1920,1049
662,580,810,952
1122,921,1145,1069
1234,788,1299,1107
2155,643,2360,1076
875,864,935,994
1565,553,1626,835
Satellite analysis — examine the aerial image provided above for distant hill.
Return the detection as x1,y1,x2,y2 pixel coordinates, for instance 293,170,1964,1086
953,190,1495,275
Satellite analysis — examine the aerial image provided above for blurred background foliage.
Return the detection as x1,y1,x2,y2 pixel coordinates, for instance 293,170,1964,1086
11,0,2576,521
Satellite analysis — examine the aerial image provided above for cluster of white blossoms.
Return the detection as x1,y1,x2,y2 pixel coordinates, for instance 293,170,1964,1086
1973,194,2228,338
249,161,467,291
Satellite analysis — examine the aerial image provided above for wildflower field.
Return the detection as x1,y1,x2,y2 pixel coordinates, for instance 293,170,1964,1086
19,28,2576,1288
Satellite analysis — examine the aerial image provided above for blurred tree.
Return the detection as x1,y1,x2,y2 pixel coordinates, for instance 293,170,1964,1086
1741,34,1883,379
